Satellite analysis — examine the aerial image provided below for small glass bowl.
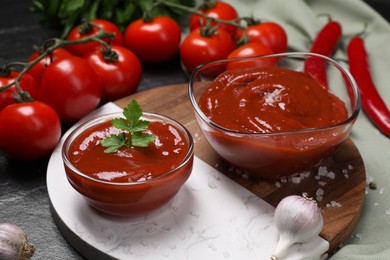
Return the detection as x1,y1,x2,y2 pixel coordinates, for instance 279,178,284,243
62,112,194,216
189,52,360,179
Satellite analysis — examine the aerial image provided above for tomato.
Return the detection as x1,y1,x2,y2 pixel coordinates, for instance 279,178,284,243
227,42,277,70
124,16,181,63
180,27,236,73
189,1,239,36
27,48,72,84
0,72,39,111
66,19,124,57
0,101,61,160
85,46,142,101
39,56,102,123
236,22,288,53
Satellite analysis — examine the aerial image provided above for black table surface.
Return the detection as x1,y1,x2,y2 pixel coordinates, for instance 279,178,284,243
0,1,389,259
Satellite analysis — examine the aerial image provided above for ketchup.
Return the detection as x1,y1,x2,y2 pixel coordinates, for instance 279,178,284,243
199,66,348,133
197,66,350,178
68,120,189,183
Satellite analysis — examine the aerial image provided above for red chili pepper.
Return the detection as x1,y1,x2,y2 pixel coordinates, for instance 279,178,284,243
347,35,390,137
304,20,342,88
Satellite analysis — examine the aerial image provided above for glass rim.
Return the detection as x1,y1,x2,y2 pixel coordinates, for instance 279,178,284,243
188,51,361,137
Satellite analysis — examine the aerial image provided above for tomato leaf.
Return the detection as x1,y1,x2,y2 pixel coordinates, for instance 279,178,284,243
101,100,156,153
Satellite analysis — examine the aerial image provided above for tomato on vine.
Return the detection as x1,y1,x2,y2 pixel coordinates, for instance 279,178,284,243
227,42,277,70
236,21,288,53
0,101,61,160
0,71,39,111
189,1,239,36
66,19,124,57
27,48,72,84
85,46,142,102
180,26,236,73
124,16,181,64
39,56,102,123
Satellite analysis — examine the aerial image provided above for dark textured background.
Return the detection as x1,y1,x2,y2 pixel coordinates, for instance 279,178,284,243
0,1,388,259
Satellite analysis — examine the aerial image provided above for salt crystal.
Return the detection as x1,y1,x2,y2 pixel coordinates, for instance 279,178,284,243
326,171,336,179
242,173,249,179
318,166,328,176
291,176,301,184
344,173,349,179
348,165,354,170
342,169,348,174
275,181,281,188
280,177,287,183
318,181,327,186
315,175,321,180
354,233,363,240
385,209,390,215
379,187,385,194
316,195,323,202
316,188,324,196
374,202,379,206
214,163,219,168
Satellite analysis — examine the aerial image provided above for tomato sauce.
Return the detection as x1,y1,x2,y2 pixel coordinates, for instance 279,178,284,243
197,66,350,178
199,66,348,133
68,120,189,183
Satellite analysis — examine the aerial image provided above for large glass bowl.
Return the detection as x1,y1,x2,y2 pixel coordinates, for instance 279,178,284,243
62,112,194,217
189,52,360,179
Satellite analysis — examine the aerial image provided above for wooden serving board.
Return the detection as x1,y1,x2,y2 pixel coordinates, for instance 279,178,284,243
115,83,366,255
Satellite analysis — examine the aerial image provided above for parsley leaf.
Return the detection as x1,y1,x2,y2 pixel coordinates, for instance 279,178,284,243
101,100,156,153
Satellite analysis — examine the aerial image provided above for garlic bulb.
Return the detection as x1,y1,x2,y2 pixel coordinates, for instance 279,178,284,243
271,193,324,260
0,222,35,260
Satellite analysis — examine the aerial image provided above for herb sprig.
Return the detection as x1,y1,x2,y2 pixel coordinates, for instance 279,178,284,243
101,100,156,153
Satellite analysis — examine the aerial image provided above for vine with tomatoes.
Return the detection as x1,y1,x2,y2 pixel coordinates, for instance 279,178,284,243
0,0,288,161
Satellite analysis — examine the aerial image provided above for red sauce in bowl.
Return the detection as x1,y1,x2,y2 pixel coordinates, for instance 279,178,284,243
199,66,348,133
195,66,351,178
68,120,189,183
62,113,194,216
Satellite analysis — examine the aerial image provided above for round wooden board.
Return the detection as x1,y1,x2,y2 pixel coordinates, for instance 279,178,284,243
115,83,366,255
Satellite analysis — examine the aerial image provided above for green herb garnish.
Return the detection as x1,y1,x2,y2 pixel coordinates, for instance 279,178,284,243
101,100,156,153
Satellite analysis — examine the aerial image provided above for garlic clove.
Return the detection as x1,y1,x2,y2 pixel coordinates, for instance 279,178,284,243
0,222,35,260
271,193,324,259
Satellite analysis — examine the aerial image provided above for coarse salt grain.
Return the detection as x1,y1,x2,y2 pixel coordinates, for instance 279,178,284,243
318,166,328,176
354,233,363,240
291,176,301,184
379,187,385,194
318,181,327,186
348,164,354,170
385,209,390,215
275,181,281,188
326,171,335,179
342,169,348,174
344,173,349,179
374,202,379,206
316,188,324,196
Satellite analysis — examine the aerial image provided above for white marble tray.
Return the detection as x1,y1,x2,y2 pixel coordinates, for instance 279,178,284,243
46,103,329,260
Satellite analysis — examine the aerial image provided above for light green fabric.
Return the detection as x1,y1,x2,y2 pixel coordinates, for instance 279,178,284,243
223,0,390,258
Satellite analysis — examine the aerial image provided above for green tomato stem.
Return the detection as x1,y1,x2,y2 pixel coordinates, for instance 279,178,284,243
0,25,115,102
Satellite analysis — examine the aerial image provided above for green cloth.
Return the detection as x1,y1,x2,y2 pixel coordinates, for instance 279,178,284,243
226,0,390,258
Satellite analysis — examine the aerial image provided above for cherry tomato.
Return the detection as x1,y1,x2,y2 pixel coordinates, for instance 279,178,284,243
189,1,239,36
39,56,102,123
0,101,61,160
85,46,142,102
0,72,39,111
227,42,277,70
124,16,181,63
180,27,236,73
27,48,72,84
66,19,124,57
236,22,288,53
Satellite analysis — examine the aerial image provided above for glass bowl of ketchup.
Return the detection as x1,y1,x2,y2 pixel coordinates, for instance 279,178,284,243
189,52,360,179
62,112,194,217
